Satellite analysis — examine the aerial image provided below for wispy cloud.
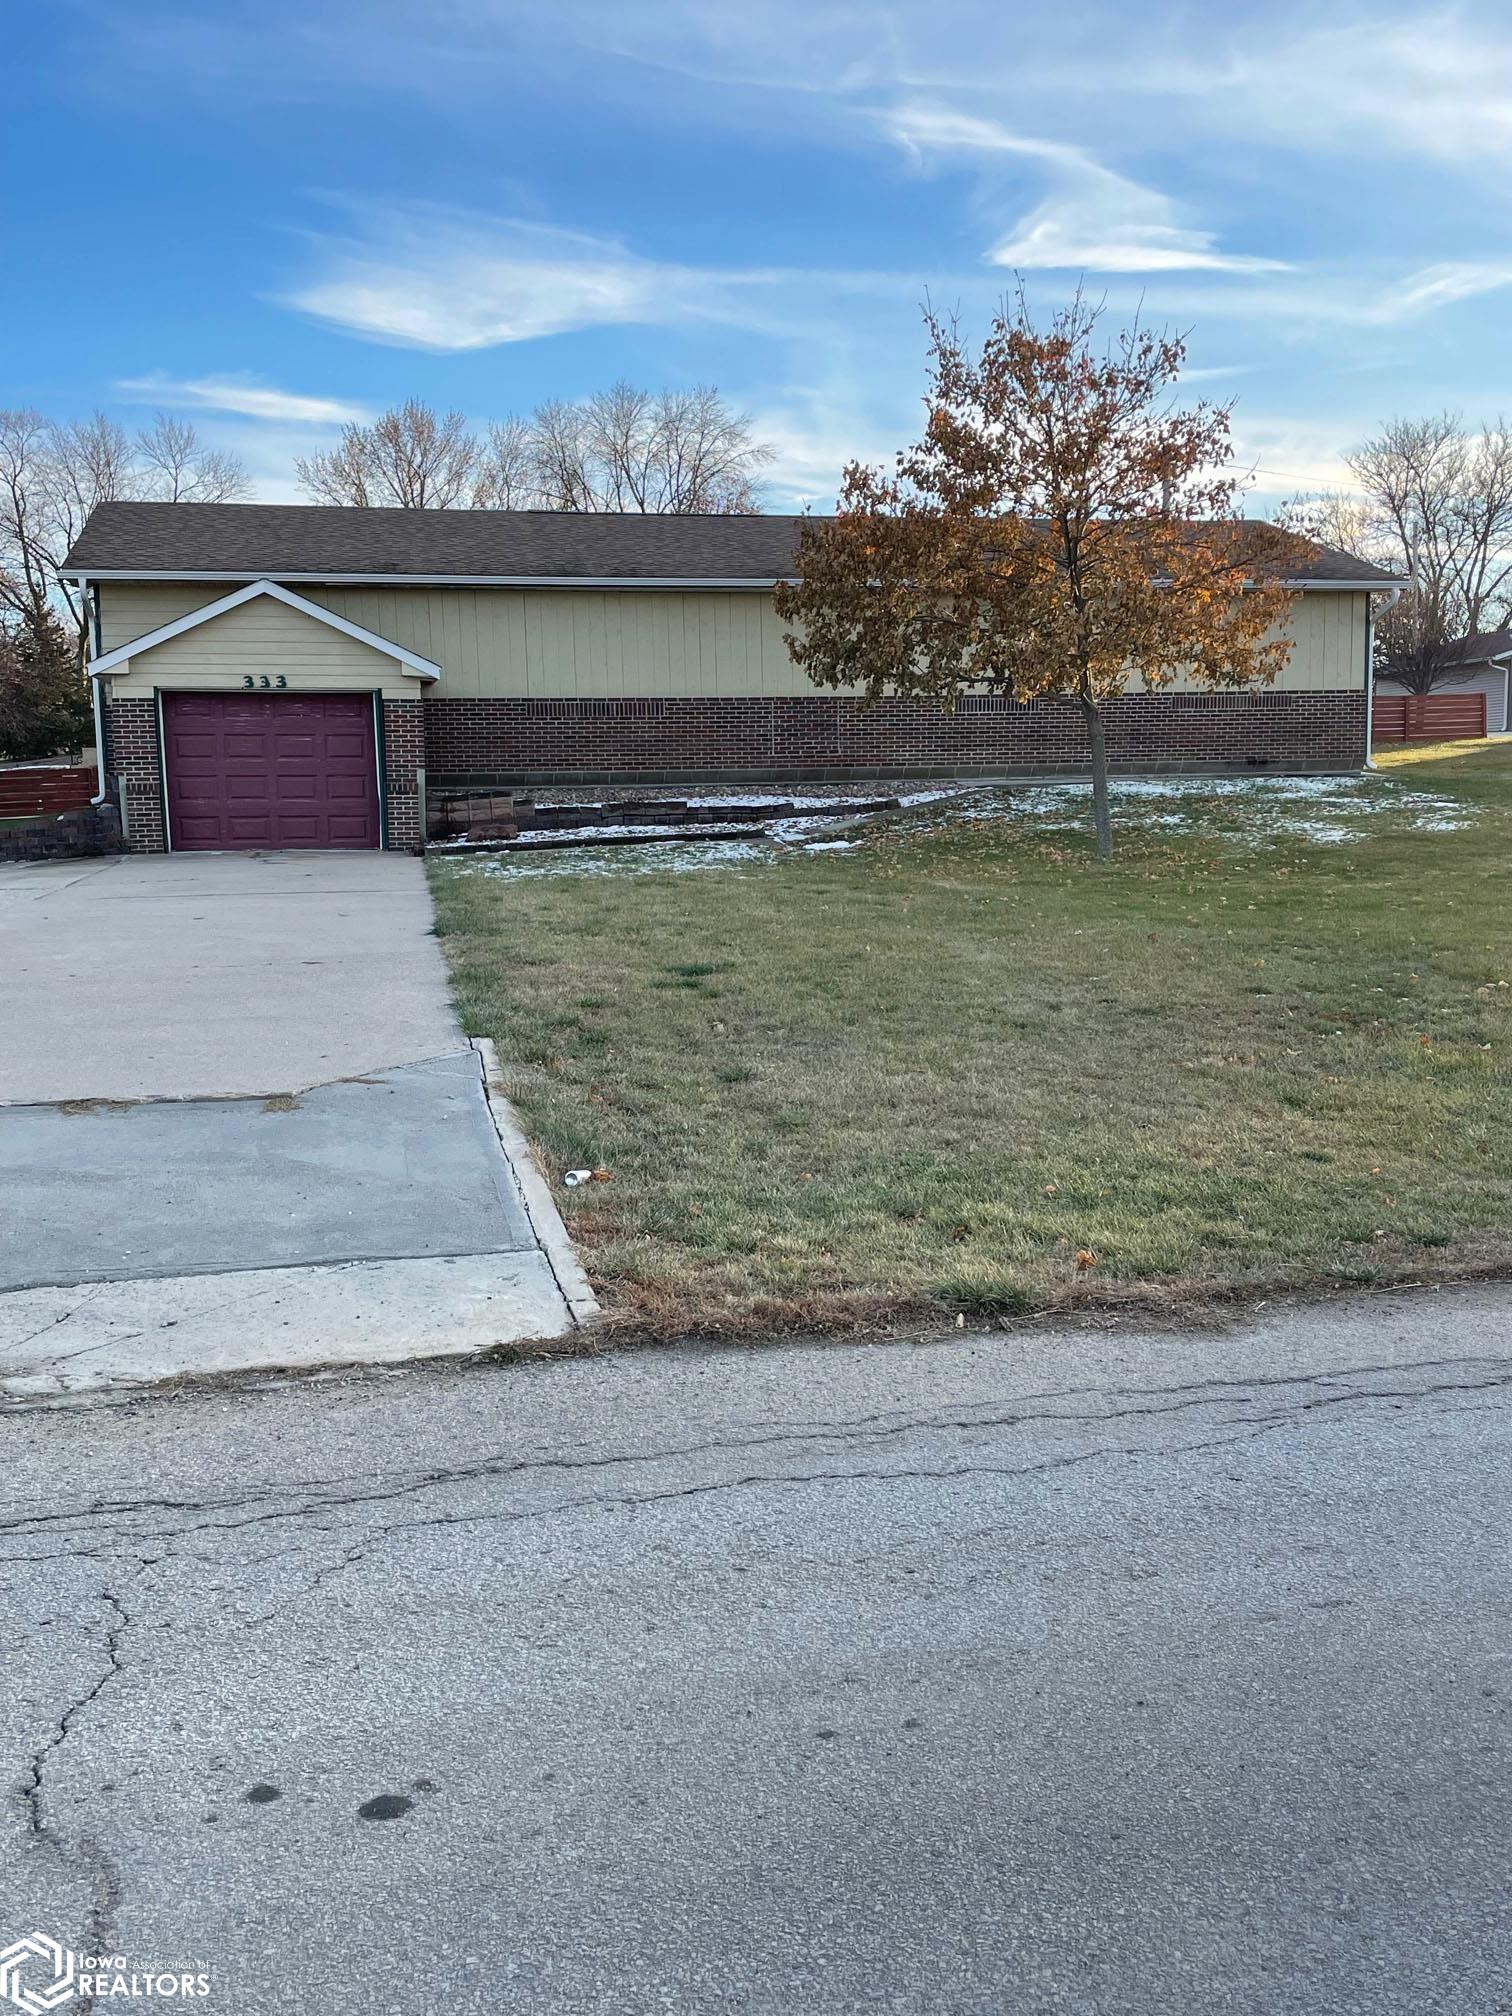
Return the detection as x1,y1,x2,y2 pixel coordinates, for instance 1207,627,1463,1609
116,373,371,425
1368,260,1512,321
282,203,904,351
887,104,1288,275
1135,14,1512,168
285,210,735,349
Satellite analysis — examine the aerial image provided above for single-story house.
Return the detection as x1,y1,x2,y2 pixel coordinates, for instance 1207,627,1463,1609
1375,629,1512,735
62,502,1404,853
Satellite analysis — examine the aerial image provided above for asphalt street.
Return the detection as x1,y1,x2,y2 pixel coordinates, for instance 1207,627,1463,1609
4,1286,1511,2013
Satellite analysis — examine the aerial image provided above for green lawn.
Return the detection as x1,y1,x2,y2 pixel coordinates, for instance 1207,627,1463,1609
430,742,1512,1336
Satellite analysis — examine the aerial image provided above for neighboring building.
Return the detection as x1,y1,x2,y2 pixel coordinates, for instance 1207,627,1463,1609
63,502,1403,853
1375,630,1512,735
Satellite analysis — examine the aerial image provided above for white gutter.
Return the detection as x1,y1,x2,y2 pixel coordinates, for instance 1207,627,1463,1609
64,569,1407,593
65,570,799,590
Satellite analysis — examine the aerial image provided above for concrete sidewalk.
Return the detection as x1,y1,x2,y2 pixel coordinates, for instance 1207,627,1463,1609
0,852,594,1394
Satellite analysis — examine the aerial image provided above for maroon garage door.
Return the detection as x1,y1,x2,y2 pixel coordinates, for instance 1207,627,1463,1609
162,692,381,850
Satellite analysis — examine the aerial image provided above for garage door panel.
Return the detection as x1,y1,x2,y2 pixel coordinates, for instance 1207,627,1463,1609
162,693,381,851
176,816,237,845
224,817,277,843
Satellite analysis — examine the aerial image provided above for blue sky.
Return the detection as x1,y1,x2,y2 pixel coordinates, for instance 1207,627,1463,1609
7,0,1512,510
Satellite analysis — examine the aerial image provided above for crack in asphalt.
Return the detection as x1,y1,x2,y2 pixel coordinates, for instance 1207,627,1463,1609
5,1324,1509,2013
6,1341,1510,1941
3,1353,1509,1647
1,1354,1509,1568
19,1587,131,2011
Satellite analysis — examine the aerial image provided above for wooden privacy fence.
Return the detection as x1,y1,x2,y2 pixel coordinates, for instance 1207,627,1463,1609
0,764,98,818
1372,693,1487,743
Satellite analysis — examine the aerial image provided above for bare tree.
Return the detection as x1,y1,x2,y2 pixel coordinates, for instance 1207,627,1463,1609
299,387,774,514
1342,414,1512,691
293,425,377,508
539,381,773,512
473,416,538,509
0,409,146,654
649,384,773,512
529,399,595,512
136,412,250,503
295,400,480,508
0,408,60,633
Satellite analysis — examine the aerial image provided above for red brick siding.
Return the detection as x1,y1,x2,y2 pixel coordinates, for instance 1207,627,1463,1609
423,690,1369,786
103,696,166,851
382,697,425,852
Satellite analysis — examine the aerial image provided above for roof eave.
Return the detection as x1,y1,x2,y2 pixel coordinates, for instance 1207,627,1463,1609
67,570,792,590
67,568,1403,591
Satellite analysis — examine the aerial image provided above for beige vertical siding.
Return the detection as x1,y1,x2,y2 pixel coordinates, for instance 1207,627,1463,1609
1130,590,1369,694
97,580,1371,697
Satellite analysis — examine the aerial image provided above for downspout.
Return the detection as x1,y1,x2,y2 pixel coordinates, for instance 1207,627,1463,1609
84,582,110,807
89,672,108,803
1491,652,1512,736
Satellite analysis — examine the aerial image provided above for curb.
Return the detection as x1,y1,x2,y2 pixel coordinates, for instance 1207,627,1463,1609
470,1037,601,1329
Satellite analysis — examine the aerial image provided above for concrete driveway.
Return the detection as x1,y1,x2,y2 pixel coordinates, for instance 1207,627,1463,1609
0,853,593,1394
0,850,463,1103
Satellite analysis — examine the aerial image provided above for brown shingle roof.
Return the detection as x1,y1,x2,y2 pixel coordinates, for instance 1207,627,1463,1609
62,501,1406,586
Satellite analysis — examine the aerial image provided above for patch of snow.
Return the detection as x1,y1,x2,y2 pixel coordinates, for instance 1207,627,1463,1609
499,822,748,847
452,839,772,881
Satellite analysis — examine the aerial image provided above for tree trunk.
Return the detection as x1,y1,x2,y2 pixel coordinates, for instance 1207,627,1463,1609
1078,682,1113,860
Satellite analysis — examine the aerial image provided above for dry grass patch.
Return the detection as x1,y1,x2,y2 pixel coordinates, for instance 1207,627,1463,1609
430,749,1512,1336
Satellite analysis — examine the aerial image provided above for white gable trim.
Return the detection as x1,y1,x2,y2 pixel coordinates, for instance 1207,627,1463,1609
87,577,441,680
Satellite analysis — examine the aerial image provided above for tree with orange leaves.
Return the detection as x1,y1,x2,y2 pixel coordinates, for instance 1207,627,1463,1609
775,292,1307,858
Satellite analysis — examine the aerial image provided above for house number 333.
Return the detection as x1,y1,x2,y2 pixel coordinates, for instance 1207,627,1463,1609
242,674,288,689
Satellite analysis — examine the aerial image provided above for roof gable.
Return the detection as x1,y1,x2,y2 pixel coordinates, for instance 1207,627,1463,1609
87,578,440,679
